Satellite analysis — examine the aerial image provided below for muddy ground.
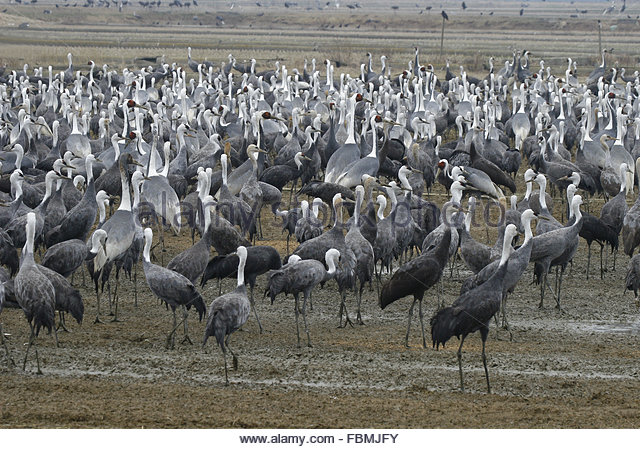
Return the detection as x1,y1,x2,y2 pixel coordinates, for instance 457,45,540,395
1,188,640,429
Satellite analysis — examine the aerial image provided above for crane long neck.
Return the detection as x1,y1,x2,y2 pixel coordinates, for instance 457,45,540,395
237,252,246,287
24,218,36,258
85,157,94,185
368,122,378,158
143,232,152,263
333,201,343,228
345,101,356,144
326,254,337,276
524,181,532,200
12,177,22,200
98,198,106,223
620,168,627,194
523,218,533,245
354,193,363,227
537,178,548,211
222,157,228,186
119,167,132,211
499,232,512,267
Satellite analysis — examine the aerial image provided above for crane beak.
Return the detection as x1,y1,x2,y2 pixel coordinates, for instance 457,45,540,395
342,198,356,204
537,215,550,221
411,168,422,174
257,149,269,154
131,159,144,167
301,155,312,161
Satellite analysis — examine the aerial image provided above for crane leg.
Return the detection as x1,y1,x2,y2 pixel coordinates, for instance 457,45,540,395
111,275,121,322
221,347,229,386
501,293,513,341
94,282,103,324
586,243,591,280
404,298,417,348
613,249,618,271
338,291,353,328
56,311,70,333
356,283,365,325
249,286,264,334
481,334,491,394
288,179,297,207
166,309,177,350
53,323,59,348
294,294,301,348
225,335,238,371
23,324,42,374
134,263,138,308
302,292,313,348
181,306,192,345
600,244,605,280
555,267,565,311
0,323,15,368
457,335,466,393
418,297,427,349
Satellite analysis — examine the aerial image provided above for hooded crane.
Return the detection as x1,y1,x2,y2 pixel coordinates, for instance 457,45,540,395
431,223,519,393
289,193,357,327
266,249,340,348
15,212,56,374
41,229,107,279
380,227,451,348
91,153,140,322
203,245,251,386
142,227,206,349
345,185,375,324
530,194,584,308
200,245,282,333
45,154,98,247
460,209,538,339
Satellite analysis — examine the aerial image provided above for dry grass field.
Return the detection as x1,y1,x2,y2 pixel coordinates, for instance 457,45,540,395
0,1,640,429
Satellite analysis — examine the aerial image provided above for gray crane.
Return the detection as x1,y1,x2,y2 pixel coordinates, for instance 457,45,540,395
289,193,357,327
345,185,374,324
140,134,182,256
239,144,265,242
294,199,324,245
41,229,107,278
458,197,495,274
166,195,216,284
6,171,57,250
530,195,584,308
201,245,281,333
0,268,14,366
373,194,395,277
625,254,640,302
461,209,539,338
15,212,56,374
91,153,140,322
623,178,640,257
431,223,518,393
217,152,255,238
45,154,99,247
324,95,359,184
380,227,451,348
267,249,340,347
203,245,251,386
142,227,206,349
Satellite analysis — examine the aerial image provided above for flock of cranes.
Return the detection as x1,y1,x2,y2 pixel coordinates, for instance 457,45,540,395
0,45,639,392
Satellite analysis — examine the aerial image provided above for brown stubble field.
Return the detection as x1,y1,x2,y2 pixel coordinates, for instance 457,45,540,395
0,1,640,429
